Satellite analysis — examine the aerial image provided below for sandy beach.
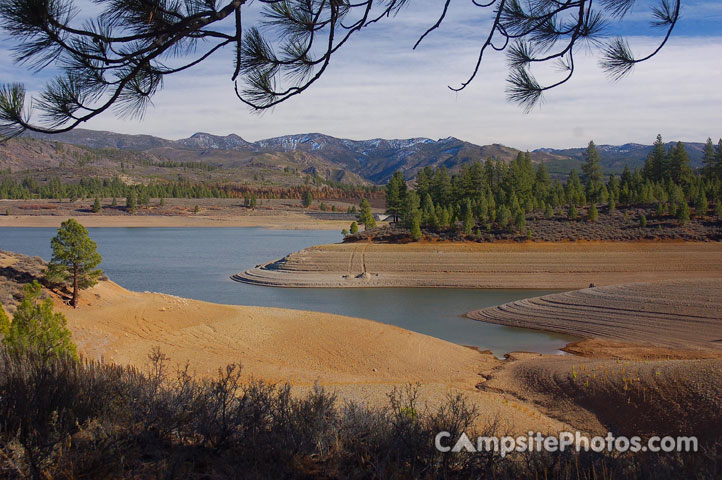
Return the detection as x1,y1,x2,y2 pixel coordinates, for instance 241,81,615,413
234,240,722,289
467,279,722,357
0,213,353,230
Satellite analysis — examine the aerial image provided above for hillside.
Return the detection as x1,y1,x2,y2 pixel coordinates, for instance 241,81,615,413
536,142,708,174
2,129,715,187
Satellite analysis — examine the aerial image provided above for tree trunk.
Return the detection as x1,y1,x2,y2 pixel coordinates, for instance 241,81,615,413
72,262,78,308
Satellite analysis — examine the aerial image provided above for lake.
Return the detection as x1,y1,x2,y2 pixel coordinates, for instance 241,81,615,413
0,227,577,356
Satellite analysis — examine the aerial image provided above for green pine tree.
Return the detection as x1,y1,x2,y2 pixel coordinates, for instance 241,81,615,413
567,205,578,220
695,189,708,217
639,214,647,228
588,203,598,222
45,219,103,308
358,198,376,229
91,197,102,213
410,213,422,241
544,202,554,219
581,141,603,201
701,138,717,181
301,190,313,208
677,201,690,225
714,202,722,219
349,221,359,234
126,190,137,213
3,281,78,361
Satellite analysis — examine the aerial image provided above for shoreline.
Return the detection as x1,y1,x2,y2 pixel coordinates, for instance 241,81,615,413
0,213,352,230
234,241,722,289
467,279,722,359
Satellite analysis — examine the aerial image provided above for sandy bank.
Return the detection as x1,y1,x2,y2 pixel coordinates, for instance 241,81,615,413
467,279,722,356
59,280,489,386
55,279,577,433
234,241,722,289
0,213,351,230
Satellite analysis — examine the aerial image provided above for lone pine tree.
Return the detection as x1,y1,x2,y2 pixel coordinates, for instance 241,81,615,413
45,219,103,308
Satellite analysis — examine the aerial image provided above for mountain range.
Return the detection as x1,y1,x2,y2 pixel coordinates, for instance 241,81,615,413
2,129,710,186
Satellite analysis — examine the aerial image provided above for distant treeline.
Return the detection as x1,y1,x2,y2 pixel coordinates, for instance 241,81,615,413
385,135,722,238
0,175,383,202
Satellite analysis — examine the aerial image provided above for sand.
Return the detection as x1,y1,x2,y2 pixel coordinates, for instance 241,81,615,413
234,241,722,288
466,279,722,356
0,213,352,230
46,279,577,434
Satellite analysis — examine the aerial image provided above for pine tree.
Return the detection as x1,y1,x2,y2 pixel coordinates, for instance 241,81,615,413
2,281,78,360
301,190,313,208
588,203,598,222
581,141,603,201
714,202,722,219
668,141,691,184
701,138,717,181
677,201,690,225
639,215,647,228
644,134,668,183
91,197,102,213
567,205,578,220
349,221,359,234
410,213,422,241
358,198,376,229
194,204,200,214
544,202,554,219
514,210,526,231
462,199,475,234
695,189,708,217
111,196,117,207
45,219,103,308
126,190,137,213
385,171,407,223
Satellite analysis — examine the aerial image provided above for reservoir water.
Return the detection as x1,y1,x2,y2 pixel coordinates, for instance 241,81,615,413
1,227,577,356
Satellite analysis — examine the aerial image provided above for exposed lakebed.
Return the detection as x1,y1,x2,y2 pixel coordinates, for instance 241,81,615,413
1,227,576,356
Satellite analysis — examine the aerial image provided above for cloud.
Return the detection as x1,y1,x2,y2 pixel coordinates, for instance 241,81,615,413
1,1,720,149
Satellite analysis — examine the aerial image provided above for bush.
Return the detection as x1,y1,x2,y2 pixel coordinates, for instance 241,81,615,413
640,214,648,228
2,281,78,361
0,350,718,479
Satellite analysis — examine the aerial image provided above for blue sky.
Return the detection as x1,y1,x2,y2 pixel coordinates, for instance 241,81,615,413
1,0,721,149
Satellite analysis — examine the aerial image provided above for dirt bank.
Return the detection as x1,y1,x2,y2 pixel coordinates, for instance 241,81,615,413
234,241,722,289
467,279,722,356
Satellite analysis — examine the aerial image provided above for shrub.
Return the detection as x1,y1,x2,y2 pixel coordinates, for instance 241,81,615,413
640,214,648,228
2,281,78,361
0,350,718,479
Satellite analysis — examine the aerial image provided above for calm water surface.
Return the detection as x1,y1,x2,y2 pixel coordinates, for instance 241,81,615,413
1,227,576,356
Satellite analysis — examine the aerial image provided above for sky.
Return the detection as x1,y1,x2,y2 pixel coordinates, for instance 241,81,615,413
1,0,721,150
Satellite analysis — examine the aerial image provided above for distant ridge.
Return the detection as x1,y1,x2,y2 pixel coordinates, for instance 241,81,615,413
19,129,710,184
